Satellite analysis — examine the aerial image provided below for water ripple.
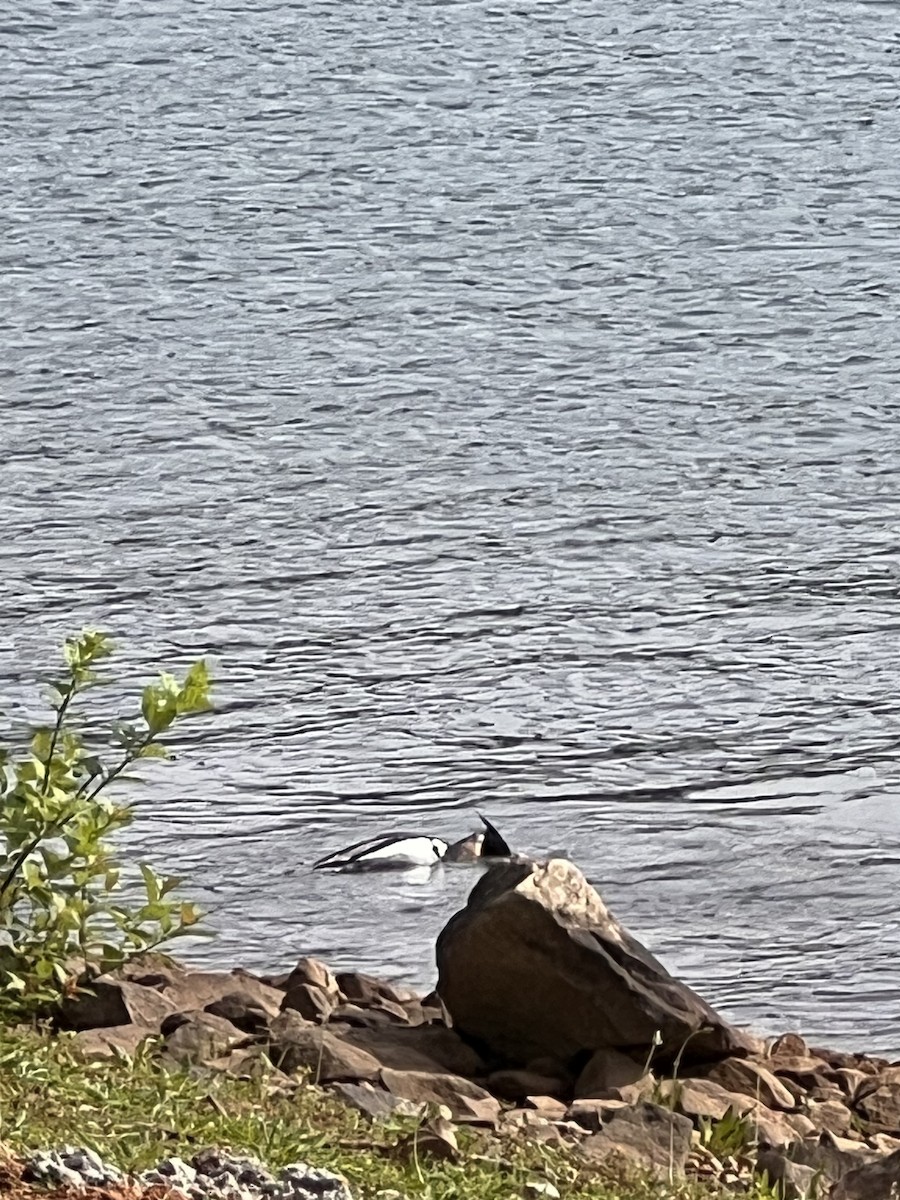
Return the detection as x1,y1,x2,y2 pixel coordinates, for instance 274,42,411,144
3,0,900,1052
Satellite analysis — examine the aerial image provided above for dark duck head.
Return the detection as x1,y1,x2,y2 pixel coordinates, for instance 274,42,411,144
443,814,512,863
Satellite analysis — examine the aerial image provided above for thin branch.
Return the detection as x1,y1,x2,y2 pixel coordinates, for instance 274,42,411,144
0,671,83,903
83,736,152,807
40,676,79,799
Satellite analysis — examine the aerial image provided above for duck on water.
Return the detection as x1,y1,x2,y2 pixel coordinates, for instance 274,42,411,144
313,815,512,872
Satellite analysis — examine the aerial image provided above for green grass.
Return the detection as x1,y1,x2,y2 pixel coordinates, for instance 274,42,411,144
0,1027,779,1200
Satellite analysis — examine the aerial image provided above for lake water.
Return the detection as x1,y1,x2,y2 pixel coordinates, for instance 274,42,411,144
4,0,900,1054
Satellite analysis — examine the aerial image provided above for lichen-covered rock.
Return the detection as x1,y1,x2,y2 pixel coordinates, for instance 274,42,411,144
24,1146,124,1190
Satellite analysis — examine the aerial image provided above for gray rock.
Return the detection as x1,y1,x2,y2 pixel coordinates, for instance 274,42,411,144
278,1163,352,1199
830,1148,900,1200
329,1080,426,1121
379,1068,501,1125
754,1150,818,1200
25,1146,124,1190
141,1155,198,1189
579,1102,694,1178
22,1145,351,1200
522,1183,561,1200
267,1015,382,1082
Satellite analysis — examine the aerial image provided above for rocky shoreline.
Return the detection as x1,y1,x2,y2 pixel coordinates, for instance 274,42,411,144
11,856,900,1199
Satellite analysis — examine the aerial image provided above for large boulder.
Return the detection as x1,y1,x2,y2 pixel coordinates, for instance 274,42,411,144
436,858,758,1069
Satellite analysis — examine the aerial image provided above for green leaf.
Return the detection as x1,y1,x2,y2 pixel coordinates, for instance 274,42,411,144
177,660,213,715
141,685,177,737
30,729,53,761
137,743,169,760
139,865,161,905
0,631,214,1021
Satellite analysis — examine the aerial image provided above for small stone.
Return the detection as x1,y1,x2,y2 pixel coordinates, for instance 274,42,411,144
23,1154,87,1191
277,1162,353,1199
267,1018,382,1082
329,1081,426,1121
285,958,340,997
870,1133,900,1153
656,1077,753,1123
70,1024,155,1061
770,1033,809,1058
524,1096,568,1119
336,971,417,1007
282,983,336,1024
807,1098,854,1137
206,989,279,1034
564,1098,631,1132
707,1058,797,1111
522,1182,561,1200
394,1117,459,1163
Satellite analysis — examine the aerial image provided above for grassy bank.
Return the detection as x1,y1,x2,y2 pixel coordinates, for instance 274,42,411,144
0,1027,780,1200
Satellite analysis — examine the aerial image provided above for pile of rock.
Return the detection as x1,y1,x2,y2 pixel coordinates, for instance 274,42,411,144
54,857,900,1200
22,1148,350,1200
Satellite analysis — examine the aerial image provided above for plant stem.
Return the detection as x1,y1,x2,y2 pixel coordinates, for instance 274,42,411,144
40,675,80,800
0,671,86,903
83,737,152,807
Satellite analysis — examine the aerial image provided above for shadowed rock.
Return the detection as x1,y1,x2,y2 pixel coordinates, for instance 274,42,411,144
379,1068,500,1124
579,1102,693,1177
58,955,283,1036
835,1142,900,1190
436,857,759,1069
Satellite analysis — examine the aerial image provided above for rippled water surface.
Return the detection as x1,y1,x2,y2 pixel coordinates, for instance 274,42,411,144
4,0,900,1053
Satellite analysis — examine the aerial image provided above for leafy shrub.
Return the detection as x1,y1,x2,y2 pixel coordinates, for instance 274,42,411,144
0,630,213,1016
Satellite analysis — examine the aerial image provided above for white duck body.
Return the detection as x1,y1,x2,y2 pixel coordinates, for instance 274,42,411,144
313,832,449,872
